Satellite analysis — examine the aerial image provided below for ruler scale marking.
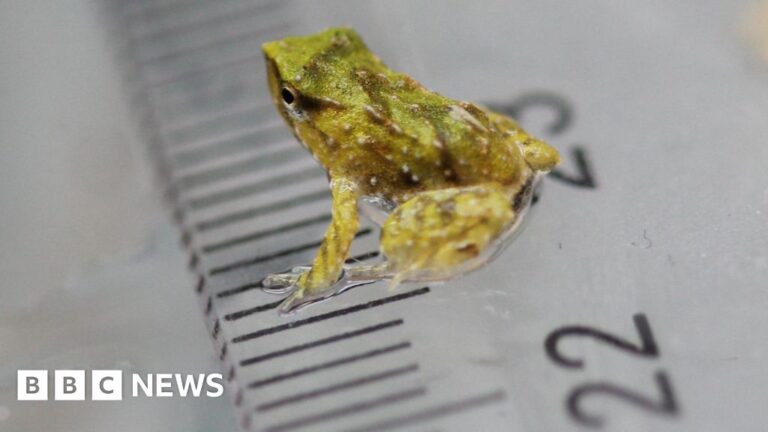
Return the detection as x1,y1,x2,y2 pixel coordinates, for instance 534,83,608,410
256,363,420,412
341,390,508,432
174,148,305,190
195,189,330,232
209,228,373,276
133,0,282,44
137,21,295,65
184,168,325,210
201,213,333,254
239,319,404,364
164,102,275,148
247,342,412,389
262,387,428,432
231,287,429,343
148,52,263,88
171,124,288,168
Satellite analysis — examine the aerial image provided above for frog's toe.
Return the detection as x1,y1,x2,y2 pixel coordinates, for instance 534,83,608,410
278,289,313,315
261,266,311,294
276,268,379,315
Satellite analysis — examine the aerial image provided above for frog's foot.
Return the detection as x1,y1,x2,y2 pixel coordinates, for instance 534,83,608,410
261,266,310,294
264,266,379,315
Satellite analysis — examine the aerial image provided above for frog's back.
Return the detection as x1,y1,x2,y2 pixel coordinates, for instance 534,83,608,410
266,28,530,199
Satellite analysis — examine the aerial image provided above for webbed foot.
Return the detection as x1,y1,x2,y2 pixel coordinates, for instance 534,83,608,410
261,266,311,294
262,266,379,315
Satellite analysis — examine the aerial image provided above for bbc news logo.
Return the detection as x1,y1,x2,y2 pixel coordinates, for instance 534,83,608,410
17,370,223,401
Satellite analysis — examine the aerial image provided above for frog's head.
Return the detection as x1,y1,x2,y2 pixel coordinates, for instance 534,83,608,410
262,27,379,132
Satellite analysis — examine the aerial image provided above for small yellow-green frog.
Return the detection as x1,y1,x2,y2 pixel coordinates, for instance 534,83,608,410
261,28,559,313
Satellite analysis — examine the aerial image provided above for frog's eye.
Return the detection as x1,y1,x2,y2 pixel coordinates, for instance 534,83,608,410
281,86,296,105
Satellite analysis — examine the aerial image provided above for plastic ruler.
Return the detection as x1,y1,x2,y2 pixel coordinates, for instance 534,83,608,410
107,0,768,431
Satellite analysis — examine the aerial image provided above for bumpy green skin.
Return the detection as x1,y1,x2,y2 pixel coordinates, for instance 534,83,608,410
261,28,560,311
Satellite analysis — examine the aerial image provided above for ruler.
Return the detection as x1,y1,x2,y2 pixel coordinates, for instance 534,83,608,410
108,0,768,431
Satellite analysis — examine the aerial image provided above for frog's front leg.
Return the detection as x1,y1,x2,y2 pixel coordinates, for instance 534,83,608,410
263,177,360,312
347,183,516,286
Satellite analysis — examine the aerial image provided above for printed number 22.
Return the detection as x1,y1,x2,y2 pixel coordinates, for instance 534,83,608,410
544,314,679,428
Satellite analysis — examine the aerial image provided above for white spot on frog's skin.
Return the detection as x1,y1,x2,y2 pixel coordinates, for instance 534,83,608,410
401,164,410,173
444,169,453,177
370,176,378,186
363,105,387,124
294,74,302,82
388,123,404,135
411,174,420,183
356,70,369,79
384,154,393,161
376,72,389,82
342,123,352,132
450,105,488,132
356,135,371,145
401,146,409,154
459,158,467,166
320,97,343,109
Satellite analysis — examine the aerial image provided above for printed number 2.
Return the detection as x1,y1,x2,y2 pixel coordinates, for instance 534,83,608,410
567,371,678,428
544,314,679,428
544,314,658,368
492,91,597,189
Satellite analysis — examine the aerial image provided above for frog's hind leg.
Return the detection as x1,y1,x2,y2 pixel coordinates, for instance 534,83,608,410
262,177,360,313
347,183,517,288
344,261,395,284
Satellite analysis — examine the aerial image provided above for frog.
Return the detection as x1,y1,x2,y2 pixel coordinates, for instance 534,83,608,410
261,27,559,313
